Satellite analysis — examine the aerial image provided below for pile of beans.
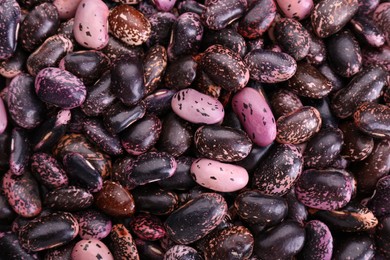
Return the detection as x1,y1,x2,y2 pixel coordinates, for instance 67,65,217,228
0,0,389,259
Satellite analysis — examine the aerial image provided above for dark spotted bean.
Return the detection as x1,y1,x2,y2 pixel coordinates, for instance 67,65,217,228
311,0,359,38
75,209,112,240
204,225,254,260
351,15,385,47
143,89,177,116
303,126,344,169
202,0,247,30
194,125,252,162
111,54,145,106
18,212,78,252
164,55,197,90
276,106,322,144
2,171,41,218
333,233,375,260
81,71,116,117
30,152,68,190
286,188,308,225
353,102,390,138
313,201,378,232
331,66,388,118
135,239,165,260
357,0,379,15
362,44,390,72
235,190,288,227
254,221,305,260
376,216,390,258
102,37,144,61
178,0,205,15
147,12,176,47
44,242,75,260
287,62,332,99
374,3,390,45
326,30,362,78
35,67,86,109
31,109,71,152
245,49,297,83
112,156,135,190
95,181,136,218
295,169,353,210
82,118,123,156
9,128,30,176
59,50,110,86
0,48,27,79
200,45,249,92
305,29,326,65
299,220,333,260
339,121,374,162
318,62,346,93
27,35,73,77
103,102,146,134
158,156,197,191
167,12,203,60
131,185,179,215
367,176,390,218
274,18,310,61
19,3,60,52
165,193,227,244
270,89,303,118
193,70,222,98
144,45,167,94
130,214,166,241
110,224,139,260
253,143,303,196
8,73,46,129
0,232,37,260
203,28,247,57
0,0,21,60
44,186,93,211
164,245,202,260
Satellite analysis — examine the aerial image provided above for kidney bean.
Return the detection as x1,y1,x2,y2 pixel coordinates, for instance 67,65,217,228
144,45,167,94
202,0,247,30
74,209,112,240
135,238,165,260
0,231,37,260
164,55,197,90
110,224,140,260
72,239,113,260
147,12,176,48
53,0,82,20
164,245,202,260
351,16,385,48
299,220,333,260
44,186,93,211
9,128,30,176
353,102,390,138
0,0,21,60
333,233,375,260
132,185,178,215
374,3,390,45
0,48,27,79
103,102,146,134
45,242,75,260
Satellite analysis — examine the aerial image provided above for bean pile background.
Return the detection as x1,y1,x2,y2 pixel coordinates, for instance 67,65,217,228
0,0,390,259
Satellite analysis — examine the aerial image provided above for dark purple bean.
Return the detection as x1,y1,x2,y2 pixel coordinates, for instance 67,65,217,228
374,3,390,45
132,185,179,215
0,192,16,223
157,112,193,157
313,201,378,232
351,15,385,47
31,109,71,152
147,12,176,47
376,215,390,258
18,212,79,252
178,0,206,15
303,97,338,128
112,156,135,190
238,0,276,39
194,125,252,162
164,55,197,90
311,0,359,38
44,186,93,211
235,144,272,173
144,45,167,95
0,231,37,260
158,157,197,191
200,45,249,92
7,73,46,129
295,169,353,210
367,175,390,218
102,36,144,61
27,34,73,77
362,44,390,72
165,193,228,244
130,213,166,241
306,30,326,65
120,114,162,155
82,118,123,156
30,152,68,190
326,30,362,78
353,102,390,138
245,49,297,83
254,221,305,260
201,0,247,30
204,225,254,260
0,0,21,60
299,220,333,260
44,241,75,260
9,128,30,175
275,18,310,61
202,28,247,57
270,89,303,118
59,50,110,86
253,143,303,196
143,89,176,116
0,130,11,171
285,188,308,225
193,70,222,98
235,190,288,227
333,233,375,260
135,239,165,260
0,47,28,78
287,62,333,99
303,126,344,169
63,152,103,193
19,3,60,52
164,245,202,260
75,209,112,240
168,12,203,60
339,121,374,162
318,62,346,93
357,0,379,15
103,102,146,134
331,66,388,118
111,54,145,106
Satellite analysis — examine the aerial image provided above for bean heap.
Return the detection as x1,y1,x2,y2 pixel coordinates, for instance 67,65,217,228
0,0,389,259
